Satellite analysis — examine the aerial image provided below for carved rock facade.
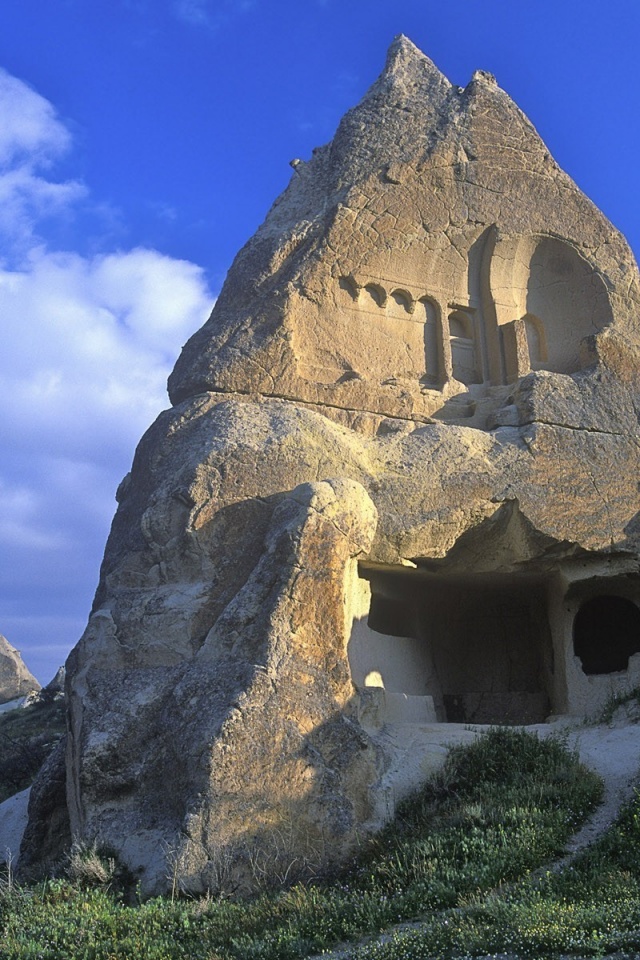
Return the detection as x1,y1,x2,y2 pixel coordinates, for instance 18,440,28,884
25,38,640,893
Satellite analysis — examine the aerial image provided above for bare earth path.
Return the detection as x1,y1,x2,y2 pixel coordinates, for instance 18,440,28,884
539,721,640,867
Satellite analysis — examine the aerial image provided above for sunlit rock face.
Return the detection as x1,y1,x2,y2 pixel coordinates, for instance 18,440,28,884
24,37,640,894
0,634,40,703
168,37,638,421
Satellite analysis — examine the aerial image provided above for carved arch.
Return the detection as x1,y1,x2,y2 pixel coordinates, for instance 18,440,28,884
388,288,414,315
415,296,443,385
486,231,614,380
361,283,387,308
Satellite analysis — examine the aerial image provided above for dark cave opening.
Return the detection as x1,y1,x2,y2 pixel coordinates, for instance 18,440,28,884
573,595,640,675
352,567,554,725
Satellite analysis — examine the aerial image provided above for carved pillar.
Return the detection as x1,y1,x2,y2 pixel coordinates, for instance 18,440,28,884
439,306,453,383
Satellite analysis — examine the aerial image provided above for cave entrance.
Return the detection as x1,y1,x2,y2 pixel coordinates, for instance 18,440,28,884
573,595,640,675
349,566,554,725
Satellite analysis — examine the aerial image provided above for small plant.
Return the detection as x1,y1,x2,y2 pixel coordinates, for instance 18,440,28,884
0,848,15,896
592,685,640,725
66,840,117,889
247,816,325,891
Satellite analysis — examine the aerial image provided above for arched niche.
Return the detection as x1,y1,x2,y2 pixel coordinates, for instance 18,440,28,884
526,238,613,374
388,288,413,316
415,297,442,384
488,232,614,382
449,310,480,385
573,596,640,675
361,282,387,309
338,275,359,301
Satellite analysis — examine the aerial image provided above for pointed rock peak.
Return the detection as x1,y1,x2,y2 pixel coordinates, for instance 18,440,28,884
0,633,40,703
385,34,428,68
470,68,497,86
381,34,451,92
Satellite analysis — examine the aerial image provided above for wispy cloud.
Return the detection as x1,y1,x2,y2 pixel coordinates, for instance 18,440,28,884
0,67,213,682
0,68,71,166
149,199,179,222
172,0,257,29
173,0,212,26
0,69,86,261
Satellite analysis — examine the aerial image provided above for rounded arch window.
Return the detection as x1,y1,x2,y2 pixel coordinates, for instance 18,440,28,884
418,297,440,383
573,595,640,675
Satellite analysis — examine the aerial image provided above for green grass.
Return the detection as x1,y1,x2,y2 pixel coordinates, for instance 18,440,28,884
0,698,65,803
0,727,611,960
353,788,640,959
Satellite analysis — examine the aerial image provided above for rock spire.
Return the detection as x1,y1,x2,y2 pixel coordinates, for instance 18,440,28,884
21,39,640,896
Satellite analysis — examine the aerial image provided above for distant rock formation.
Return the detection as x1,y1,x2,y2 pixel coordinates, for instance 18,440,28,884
42,665,65,700
22,37,640,895
24,666,65,706
0,635,40,703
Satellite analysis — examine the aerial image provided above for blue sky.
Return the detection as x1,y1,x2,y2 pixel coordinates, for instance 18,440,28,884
1,0,639,683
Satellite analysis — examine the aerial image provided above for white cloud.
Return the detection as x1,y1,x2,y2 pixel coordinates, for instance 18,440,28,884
0,69,86,259
0,67,213,682
0,68,71,167
0,169,86,261
0,245,211,465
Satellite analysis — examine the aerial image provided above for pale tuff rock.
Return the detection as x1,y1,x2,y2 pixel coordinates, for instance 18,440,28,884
0,635,40,704
168,36,638,423
21,37,640,893
24,666,65,707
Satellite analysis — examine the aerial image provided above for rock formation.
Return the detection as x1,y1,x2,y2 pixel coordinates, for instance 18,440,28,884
0,634,40,703
24,37,640,894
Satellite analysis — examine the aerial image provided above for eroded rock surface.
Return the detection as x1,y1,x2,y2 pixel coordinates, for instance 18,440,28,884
25,37,640,893
0,635,40,704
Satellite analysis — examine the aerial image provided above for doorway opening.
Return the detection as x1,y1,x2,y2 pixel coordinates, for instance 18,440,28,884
349,566,554,725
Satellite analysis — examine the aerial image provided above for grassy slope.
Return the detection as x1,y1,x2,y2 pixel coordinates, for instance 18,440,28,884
356,792,640,959
4,726,634,960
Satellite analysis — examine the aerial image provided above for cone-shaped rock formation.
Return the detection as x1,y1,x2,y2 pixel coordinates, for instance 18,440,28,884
22,38,640,894
0,635,40,704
